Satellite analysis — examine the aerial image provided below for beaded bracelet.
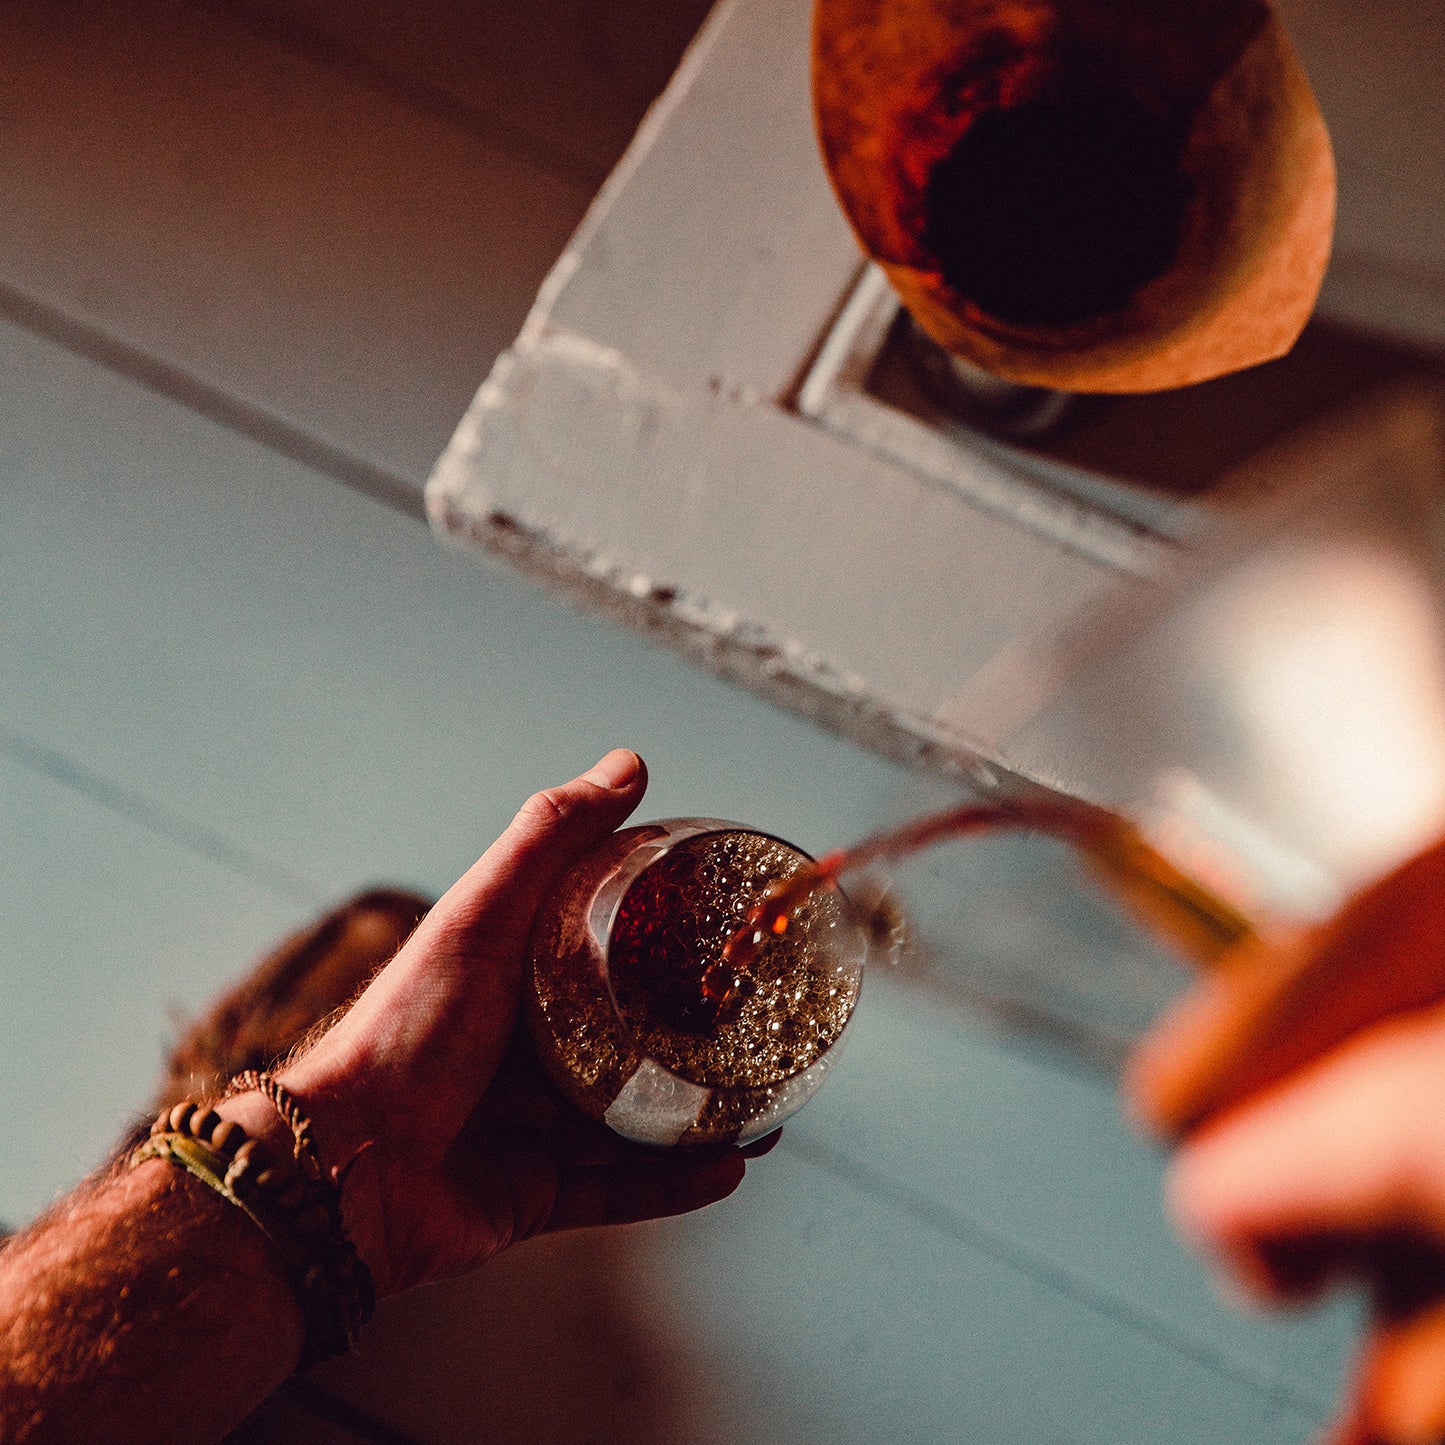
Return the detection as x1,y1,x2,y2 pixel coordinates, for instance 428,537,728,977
131,1096,375,1366
220,1071,325,1183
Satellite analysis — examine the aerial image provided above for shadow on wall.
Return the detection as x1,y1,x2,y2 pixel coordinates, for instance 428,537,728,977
292,1225,792,1445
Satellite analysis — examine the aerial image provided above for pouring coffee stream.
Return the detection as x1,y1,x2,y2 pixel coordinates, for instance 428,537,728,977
702,795,1261,1026
525,795,1267,1148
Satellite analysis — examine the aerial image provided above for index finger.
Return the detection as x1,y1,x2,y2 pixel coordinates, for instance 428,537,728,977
1168,1001,1445,1284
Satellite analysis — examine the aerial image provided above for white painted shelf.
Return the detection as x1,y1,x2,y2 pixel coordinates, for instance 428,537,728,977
428,0,1445,801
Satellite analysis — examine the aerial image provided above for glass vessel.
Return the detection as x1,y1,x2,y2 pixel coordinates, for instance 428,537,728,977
526,818,868,1147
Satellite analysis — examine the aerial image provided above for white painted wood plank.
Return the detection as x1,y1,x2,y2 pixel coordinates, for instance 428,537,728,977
641,1144,1330,1445
425,0,1212,797
429,332,1121,783
532,0,867,401
0,316,913,905
792,977,1357,1415
231,0,715,189
0,0,592,488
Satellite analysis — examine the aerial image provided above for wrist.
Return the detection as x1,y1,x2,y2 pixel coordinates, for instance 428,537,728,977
0,1154,306,1442
213,1077,389,1297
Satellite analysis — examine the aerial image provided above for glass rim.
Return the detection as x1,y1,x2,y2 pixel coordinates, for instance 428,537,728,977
593,817,863,1090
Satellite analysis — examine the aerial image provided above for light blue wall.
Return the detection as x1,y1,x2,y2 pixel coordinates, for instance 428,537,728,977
0,315,1356,1442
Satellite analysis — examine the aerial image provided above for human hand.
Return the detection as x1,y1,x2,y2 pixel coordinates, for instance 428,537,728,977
1125,837,1445,1444
1166,1001,1445,1445
1128,837,1445,1143
218,750,767,1299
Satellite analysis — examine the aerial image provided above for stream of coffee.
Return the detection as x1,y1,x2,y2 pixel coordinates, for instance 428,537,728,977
702,793,1258,1022
698,797,1093,1019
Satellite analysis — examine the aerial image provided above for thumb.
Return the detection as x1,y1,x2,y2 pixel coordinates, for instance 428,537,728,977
420,747,649,952
307,750,647,1098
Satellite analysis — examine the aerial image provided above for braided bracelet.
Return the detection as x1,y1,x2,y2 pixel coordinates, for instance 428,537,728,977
220,1071,324,1183
131,1098,375,1366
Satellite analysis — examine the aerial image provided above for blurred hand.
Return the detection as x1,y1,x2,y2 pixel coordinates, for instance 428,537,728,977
219,750,769,1300
1167,1001,1445,1445
1126,837,1445,1444
1129,838,1445,1143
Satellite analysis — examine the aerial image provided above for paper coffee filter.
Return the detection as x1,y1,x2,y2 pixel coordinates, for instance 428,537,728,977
813,0,1335,393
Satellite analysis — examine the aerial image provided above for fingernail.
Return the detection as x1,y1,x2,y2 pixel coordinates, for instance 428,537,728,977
584,748,641,790
739,1128,783,1158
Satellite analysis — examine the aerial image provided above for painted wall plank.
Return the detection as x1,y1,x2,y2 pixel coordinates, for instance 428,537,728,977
230,0,714,189
314,1146,1330,1445
0,0,591,488
0,316,915,905
0,754,303,1224
791,977,1357,1415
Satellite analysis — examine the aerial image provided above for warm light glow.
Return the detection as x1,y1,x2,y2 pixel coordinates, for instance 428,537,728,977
1144,769,1337,920
1206,547,1445,899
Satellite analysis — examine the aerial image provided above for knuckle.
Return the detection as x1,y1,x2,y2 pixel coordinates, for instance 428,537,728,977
515,786,574,834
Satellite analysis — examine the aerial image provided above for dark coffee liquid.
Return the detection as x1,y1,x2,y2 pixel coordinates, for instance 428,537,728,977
923,88,1191,328
720,799,1095,980
607,831,857,1090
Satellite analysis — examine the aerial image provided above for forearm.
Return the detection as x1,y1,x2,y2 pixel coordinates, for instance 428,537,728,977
0,1156,303,1445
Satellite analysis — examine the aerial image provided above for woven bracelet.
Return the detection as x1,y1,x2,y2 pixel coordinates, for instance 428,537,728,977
220,1070,324,1183
131,1097,375,1367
